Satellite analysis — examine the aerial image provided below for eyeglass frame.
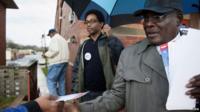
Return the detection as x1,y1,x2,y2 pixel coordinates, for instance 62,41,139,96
84,19,100,25
142,11,176,23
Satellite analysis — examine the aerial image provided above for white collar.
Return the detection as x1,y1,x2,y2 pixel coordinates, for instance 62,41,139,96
156,32,181,54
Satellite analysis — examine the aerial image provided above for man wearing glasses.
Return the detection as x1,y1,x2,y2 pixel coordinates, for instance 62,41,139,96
72,10,124,102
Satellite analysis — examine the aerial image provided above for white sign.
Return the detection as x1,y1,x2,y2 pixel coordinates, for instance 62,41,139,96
166,28,200,110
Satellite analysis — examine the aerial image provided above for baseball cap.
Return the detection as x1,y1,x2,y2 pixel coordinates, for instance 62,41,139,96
47,29,56,36
134,0,183,16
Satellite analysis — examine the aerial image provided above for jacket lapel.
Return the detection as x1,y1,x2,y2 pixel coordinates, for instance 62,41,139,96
138,39,167,79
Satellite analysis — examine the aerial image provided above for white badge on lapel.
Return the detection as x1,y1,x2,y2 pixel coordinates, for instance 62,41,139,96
84,52,92,61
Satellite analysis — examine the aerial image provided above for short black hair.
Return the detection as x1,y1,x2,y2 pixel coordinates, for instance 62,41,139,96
85,9,105,23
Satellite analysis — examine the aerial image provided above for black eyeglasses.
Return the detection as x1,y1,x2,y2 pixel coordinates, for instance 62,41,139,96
143,11,174,23
84,19,99,25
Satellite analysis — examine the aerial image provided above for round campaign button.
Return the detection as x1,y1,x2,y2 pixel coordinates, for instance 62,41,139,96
85,52,92,61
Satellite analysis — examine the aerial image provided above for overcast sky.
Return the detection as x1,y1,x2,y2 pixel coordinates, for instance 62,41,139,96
6,0,57,47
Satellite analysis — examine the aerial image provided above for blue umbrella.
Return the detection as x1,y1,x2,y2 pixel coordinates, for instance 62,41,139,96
65,0,200,27
65,0,144,27
183,0,200,13
81,0,145,27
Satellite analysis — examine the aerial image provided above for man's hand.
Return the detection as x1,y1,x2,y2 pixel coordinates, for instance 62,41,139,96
35,95,64,112
42,53,47,58
63,100,79,112
186,74,200,99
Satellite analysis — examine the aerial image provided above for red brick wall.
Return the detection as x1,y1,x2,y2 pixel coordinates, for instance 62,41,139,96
190,14,200,29
119,35,144,47
54,0,63,33
0,3,6,65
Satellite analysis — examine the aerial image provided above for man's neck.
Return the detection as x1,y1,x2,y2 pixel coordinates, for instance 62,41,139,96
51,33,56,38
90,31,101,41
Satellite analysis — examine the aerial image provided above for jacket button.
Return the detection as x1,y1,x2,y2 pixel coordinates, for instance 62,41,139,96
144,77,150,82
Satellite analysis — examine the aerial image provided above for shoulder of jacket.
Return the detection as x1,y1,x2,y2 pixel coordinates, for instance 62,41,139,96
80,37,90,44
122,39,147,54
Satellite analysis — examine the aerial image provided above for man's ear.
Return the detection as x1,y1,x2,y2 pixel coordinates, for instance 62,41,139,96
176,19,181,26
100,22,104,28
175,14,182,26
176,12,183,25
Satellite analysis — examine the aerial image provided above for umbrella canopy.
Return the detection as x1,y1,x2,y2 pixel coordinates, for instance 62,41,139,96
183,0,200,13
65,0,144,27
65,0,200,27
79,0,144,27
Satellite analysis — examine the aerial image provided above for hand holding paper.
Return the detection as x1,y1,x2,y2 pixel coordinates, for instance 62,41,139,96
186,74,200,99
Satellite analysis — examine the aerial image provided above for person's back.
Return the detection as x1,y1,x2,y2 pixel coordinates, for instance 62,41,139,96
47,33,69,65
44,29,69,96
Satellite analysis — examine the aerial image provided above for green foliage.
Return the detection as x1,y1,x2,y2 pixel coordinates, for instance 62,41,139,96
6,40,45,51
0,96,16,108
42,66,48,76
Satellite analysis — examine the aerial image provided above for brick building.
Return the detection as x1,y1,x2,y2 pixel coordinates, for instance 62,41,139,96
0,0,18,65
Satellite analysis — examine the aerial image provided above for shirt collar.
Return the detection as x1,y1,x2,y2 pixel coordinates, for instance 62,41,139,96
138,32,181,54
156,32,181,54
137,38,152,54
89,33,106,42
